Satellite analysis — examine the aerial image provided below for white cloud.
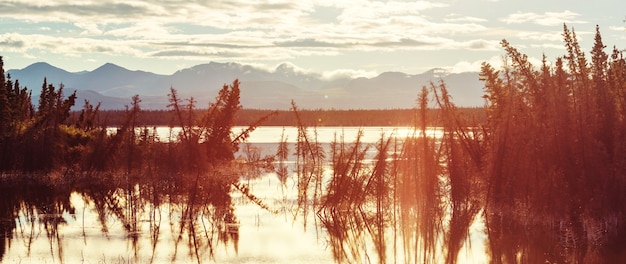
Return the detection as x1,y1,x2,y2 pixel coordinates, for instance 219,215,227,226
273,61,314,74
105,22,173,38
501,10,586,26
0,32,143,56
0,33,27,51
529,43,565,50
321,68,379,80
444,14,488,23
449,56,503,73
8,0,603,76
336,0,447,21
516,31,563,42
451,54,559,74
608,25,626,32
0,0,498,61
75,22,103,35
450,54,559,74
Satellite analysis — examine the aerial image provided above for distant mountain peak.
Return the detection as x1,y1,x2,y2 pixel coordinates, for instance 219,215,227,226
8,61,485,110
275,62,295,71
274,62,320,79
424,67,450,78
21,62,65,72
24,62,52,68
208,61,243,69
93,62,126,72
378,71,410,78
88,63,131,76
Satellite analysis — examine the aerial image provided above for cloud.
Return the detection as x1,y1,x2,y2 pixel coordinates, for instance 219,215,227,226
0,32,142,56
463,39,499,50
274,38,348,48
444,14,488,23
370,38,438,48
608,25,626,32
0,1,157,23
321,68,379,80
149,46,326,61
449,53,561,74
0,33,26,49
516,31,564,42
449,55,502,73
501,10,587,26
151,49,224,57
336,0,447,20
529,43,565,50
430,39,500,51
105,22,173,38
0,0,508,73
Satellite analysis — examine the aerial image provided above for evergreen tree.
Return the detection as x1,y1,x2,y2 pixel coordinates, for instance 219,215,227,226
0,57,10,138
0,56,10,170
201,79,242,163
480,25,626,262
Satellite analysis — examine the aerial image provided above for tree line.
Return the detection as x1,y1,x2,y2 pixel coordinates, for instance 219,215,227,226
78,107,485,127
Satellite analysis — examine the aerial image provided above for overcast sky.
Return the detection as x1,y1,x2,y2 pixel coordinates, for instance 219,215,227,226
1,0,624,78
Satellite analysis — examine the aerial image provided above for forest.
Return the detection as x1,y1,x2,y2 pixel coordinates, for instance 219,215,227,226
84,107,486,127
0,24,626,263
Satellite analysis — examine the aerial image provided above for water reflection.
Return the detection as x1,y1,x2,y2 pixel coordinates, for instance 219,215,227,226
1,169,240,263
2,125,626,263
0,174,74,262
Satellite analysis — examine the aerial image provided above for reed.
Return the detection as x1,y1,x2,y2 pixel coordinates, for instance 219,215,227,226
291,100,325,229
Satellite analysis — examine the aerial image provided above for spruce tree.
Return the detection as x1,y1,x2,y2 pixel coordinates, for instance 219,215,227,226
0,57,10,137
0,56,10,170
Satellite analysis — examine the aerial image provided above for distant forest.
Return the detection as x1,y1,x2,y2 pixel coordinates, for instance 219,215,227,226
79,107,487,127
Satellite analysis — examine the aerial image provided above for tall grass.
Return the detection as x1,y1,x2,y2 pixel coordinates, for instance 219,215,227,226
291,100,325,229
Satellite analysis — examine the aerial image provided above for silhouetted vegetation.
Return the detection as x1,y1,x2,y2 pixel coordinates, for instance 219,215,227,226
288,24,626,263
479,25,626,263
0,65,268,262
72,107,486,127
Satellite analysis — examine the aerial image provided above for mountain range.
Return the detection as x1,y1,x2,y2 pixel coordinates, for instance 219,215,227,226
7,62,486,110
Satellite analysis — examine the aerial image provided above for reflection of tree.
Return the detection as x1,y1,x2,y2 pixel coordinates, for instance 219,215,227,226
432,81,486,264
0,175,74,262
316,130,395,263
291,101,325,229
396,97,445,264
70,155,244,263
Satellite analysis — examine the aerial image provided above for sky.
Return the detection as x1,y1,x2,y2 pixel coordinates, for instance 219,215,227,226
0,0,624,78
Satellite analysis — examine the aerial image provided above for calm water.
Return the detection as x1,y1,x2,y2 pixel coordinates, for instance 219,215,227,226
137,126,442,143
1,126,488,263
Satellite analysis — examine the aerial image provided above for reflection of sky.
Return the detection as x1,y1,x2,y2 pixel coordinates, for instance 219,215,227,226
119,126,443,143
3,127,485,263
5,176,488,263
234,126,442,143
5,191,334,263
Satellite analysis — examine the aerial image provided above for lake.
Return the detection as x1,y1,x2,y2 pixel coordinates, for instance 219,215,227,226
0,126,490,263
